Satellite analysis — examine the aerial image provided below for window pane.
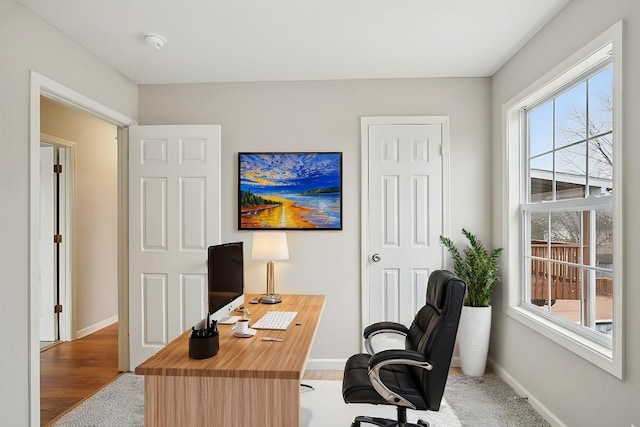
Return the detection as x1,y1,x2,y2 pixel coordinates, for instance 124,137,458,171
588,136,613,195
595,271,613,336
529,102,553,157
549,211,581,246
596,208,613,270
576,209,614,269
530,212,549,242
555,82,587,148
588,67,613,137
529,257,551,307
555,143,586,200
547,264,582,324
595,207,613,336
530,154,553,202
528,212,550,306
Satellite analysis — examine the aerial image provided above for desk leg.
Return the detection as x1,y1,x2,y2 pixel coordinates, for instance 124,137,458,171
144,375,300,426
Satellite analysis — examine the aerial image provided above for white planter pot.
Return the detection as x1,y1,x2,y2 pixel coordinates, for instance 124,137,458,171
457,305,492,377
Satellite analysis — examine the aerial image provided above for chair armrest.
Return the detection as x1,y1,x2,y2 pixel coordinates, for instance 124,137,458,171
363,322,410,354
364,322,410,338
369,349,433,371
367,349,433,409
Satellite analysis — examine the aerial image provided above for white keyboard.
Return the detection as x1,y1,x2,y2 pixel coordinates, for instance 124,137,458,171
251,311,298,330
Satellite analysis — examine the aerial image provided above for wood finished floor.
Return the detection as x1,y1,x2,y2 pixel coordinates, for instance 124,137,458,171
40,323,463,425
40,323,120,426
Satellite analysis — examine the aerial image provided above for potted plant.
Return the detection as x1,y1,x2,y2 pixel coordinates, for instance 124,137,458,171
440,229,503,376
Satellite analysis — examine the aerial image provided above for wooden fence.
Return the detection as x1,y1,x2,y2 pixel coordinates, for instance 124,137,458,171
530,243,579,304
530,243,613,305
596,277,613,296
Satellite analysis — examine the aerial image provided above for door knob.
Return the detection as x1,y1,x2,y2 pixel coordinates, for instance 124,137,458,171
371,253,381,262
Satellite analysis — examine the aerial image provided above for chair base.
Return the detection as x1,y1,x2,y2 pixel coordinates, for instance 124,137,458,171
351,415,429,427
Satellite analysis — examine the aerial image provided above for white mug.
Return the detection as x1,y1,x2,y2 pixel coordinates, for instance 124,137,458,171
234,319,250,334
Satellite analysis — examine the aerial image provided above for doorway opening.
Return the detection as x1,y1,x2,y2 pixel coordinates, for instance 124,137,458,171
39,97,120,348
29,71,136,426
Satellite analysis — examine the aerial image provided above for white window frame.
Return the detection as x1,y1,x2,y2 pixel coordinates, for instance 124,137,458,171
501,21,623,378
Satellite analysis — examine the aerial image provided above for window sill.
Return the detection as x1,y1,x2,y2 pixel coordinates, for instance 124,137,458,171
505,305,621,379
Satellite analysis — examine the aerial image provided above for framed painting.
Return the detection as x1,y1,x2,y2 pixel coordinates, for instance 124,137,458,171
238,152,343,230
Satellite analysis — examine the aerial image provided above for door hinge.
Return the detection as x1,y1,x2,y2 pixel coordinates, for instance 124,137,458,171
54,234,63,244
54,304,63,314
53,164,62,174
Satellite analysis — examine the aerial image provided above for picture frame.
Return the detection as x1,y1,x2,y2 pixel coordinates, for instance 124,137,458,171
238,152,343,230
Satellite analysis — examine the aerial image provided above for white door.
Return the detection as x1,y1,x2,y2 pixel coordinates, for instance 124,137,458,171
362,118,448,331
39,136,73,343
129,125,221,370
39,145,56,341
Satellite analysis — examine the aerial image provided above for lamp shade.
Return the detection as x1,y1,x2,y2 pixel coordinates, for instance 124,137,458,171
251,232,289,261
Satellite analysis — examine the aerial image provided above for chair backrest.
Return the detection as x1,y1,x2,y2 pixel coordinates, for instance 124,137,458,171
405,270,466,411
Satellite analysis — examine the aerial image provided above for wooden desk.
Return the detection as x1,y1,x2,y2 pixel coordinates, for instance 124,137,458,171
135,294,325,427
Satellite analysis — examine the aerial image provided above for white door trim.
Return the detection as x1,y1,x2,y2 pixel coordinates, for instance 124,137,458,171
29,71,137,427
360,116,450,347
39,144,56,342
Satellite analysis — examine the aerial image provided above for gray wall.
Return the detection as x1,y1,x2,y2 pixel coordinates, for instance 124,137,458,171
491,1,640,425
139,78,492,362
0,0,137,424
41,98,119,336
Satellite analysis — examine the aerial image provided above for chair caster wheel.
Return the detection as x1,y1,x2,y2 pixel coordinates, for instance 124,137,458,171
418,419,430,427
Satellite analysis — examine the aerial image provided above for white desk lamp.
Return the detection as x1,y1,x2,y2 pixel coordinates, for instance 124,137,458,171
251,232,289,304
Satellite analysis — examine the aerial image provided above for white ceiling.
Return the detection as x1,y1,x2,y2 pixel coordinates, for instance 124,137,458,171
16,0,569,85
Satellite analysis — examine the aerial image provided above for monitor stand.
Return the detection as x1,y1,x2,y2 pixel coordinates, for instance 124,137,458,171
260,294,282,304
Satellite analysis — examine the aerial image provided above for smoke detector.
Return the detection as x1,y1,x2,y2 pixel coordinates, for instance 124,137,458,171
144,33,167,50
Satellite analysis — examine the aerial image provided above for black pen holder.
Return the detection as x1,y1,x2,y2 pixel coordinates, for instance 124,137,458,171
189,331,219,359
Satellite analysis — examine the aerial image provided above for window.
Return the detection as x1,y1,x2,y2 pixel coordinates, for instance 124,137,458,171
524,64,613,340
503,22,622,377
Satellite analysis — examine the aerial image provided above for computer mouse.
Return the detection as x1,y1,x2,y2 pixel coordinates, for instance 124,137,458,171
249,298,260,304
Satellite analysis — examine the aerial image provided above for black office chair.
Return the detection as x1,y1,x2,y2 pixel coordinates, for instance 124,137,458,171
342,270,466,427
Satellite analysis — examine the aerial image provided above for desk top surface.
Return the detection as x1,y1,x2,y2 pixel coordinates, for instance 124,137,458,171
134,294,325,380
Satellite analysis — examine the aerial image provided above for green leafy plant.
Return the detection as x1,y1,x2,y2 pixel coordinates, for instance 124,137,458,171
439,229,503,307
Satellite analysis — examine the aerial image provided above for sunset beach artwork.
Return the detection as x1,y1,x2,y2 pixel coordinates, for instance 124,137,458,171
238,152,342,230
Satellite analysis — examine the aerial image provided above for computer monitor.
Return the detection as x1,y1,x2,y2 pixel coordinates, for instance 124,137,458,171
207,242,245,321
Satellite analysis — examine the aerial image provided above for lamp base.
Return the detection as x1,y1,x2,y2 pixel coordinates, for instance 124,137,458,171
260,294,282,304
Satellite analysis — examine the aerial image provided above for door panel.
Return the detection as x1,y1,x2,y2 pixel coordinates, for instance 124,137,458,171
141,177,167,250
142,273,168,345
129,125,221,370
181,177,207,250
366,123,445,328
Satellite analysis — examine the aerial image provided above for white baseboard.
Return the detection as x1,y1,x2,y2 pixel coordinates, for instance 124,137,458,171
76,315,118,339
450,355,461,367
487,359,566,427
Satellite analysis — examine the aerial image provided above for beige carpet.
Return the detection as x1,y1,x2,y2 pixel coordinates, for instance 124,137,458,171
53,372,550,426
301,380,460,426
